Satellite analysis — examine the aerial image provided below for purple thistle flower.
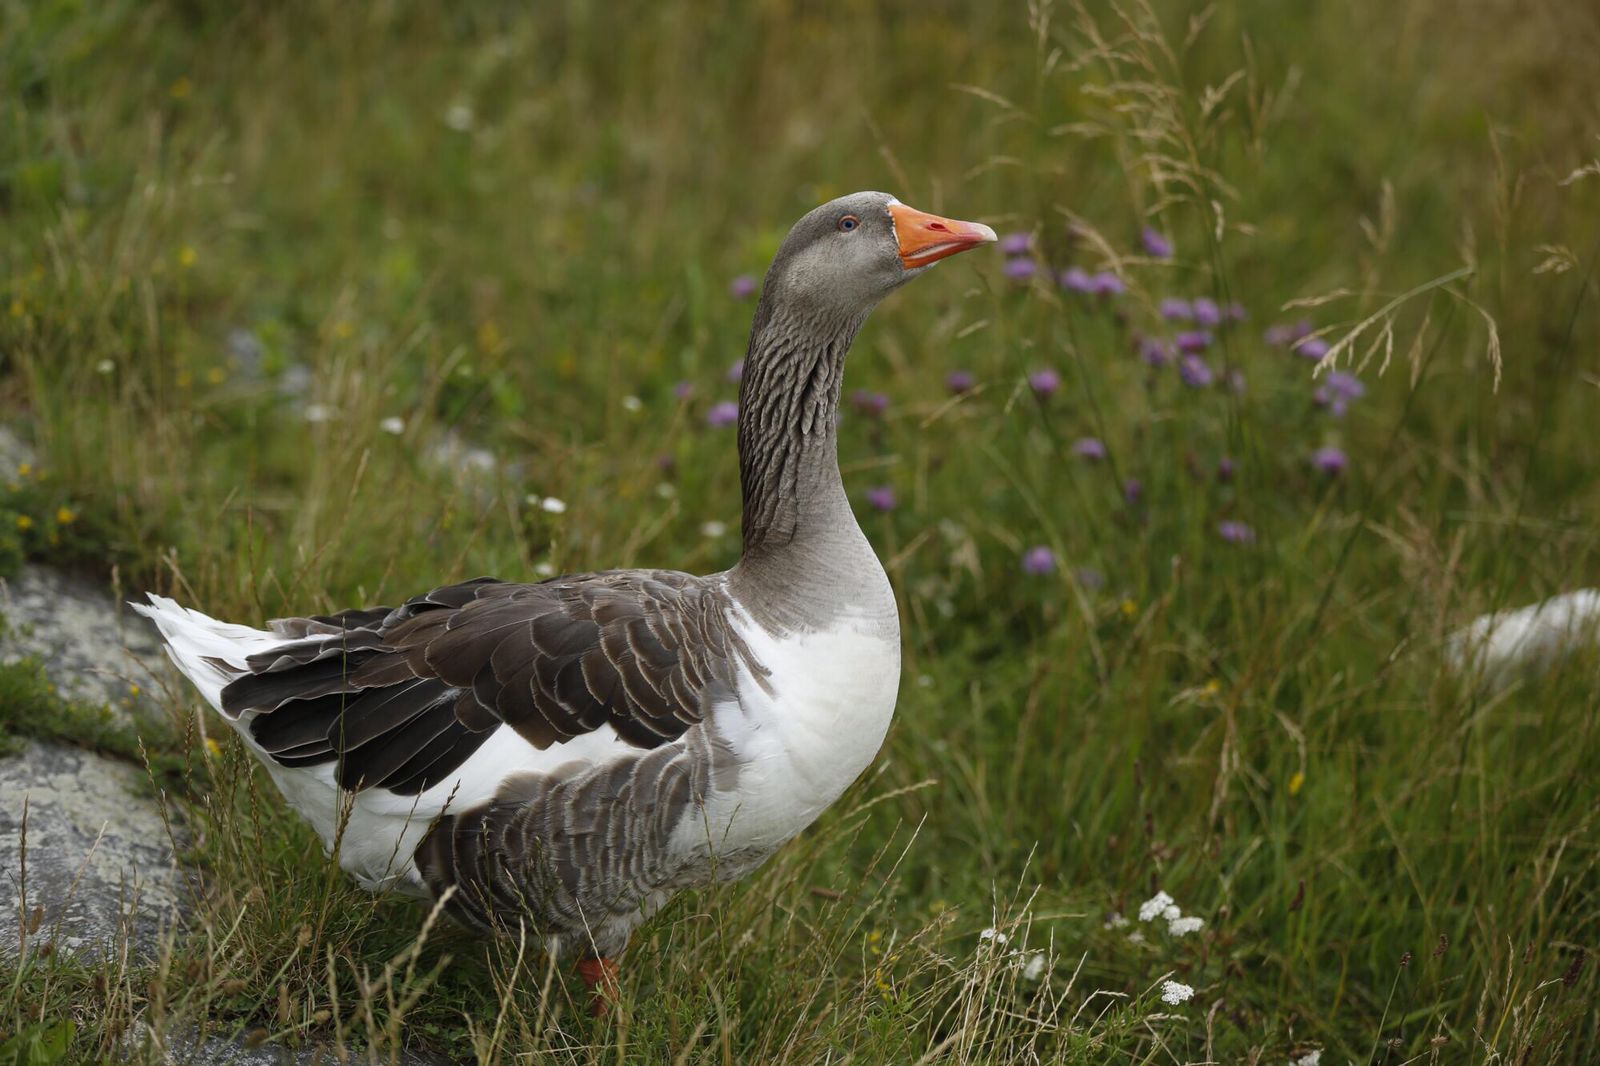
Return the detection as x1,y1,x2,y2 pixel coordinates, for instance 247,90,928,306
1028,368,1062,398
1175,330,1213,353
1217,519,1256,544
1312,446,1349,476
706,401,739,429
1217,456,1236,482
1160,298,1193,321
1072,436,1108,461
1123,478,1143,503
1138,336,1173,367
1141,227,1174,259
1059,267,1096,293
1313,387,1348,418
1090,271,1126,296
946,369,976,394
726,359,745,383
1292,319,1315,341
999,232,1033,256
1192,298,1222,327
850,389,890,419
1022,545,1057,575
1227,302,1248,322
1076,566,1107,590
1263,323,1295,347
729,274,758,299
865,485,897,511
1294,336,1330,361
673,380,695,400
1002,257,1037,281
1179,354,1214,388
1325,370,1366,400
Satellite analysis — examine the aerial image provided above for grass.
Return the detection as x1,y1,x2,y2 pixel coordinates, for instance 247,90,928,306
2,0,1599,1061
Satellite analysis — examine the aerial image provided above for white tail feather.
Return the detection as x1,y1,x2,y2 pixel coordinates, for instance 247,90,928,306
130,594,287,716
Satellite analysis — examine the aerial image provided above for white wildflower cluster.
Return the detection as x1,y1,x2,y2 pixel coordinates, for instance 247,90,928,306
379,416,405,435
975,926,1051,982
1137,890,1206,937
1291,1051,1322,1066
1159,979,1194,1005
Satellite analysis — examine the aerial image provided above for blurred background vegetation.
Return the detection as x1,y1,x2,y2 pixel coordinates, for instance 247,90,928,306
2,0,1598,1062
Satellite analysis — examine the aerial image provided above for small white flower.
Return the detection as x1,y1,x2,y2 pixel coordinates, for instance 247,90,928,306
1126,929,1146,944
700,520,727,538
1159,979,1194,1005
379,416,405,435
1103,911,1130,929
534,561,555,577
655,482,676,499
1162,904,1182,922
1138,891,1176,923
95,358,116,375
977,927,1009,945
303,403,334,423
444,102,475,131
1291,1052,1322,1066
1019,952,1047,981
540,496,567,514
621,395,643,413
1168,916,1205,937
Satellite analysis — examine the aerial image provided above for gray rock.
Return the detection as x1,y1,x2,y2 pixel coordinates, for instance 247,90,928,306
0,740,184,959
0,564,165,722
0,425,33,471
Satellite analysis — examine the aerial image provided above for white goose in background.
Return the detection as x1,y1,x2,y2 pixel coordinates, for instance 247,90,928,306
136,192,996,1013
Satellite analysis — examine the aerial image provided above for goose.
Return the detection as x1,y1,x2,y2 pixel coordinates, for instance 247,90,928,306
134,192,996,1013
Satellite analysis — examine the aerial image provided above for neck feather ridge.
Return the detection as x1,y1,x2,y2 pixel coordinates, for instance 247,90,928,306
734,298,863,559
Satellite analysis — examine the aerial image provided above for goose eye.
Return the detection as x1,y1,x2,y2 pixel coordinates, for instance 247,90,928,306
838,215,859,233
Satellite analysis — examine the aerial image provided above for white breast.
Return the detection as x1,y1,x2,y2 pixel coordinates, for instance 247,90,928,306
683,605,901,858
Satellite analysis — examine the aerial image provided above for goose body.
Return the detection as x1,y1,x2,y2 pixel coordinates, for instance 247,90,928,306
135,191,994,1005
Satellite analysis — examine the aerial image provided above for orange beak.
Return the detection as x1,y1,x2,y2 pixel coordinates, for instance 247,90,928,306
889,201,998,270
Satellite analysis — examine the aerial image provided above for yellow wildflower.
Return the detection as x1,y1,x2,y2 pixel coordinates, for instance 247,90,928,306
55,506,76,525
1289,771,1305,796
206,367,227,385
15,515,32,531
1120,598,1138,618
1202,678,1222,697
129,684,141,697
205,737,223,758
17,462,31,477
178,246,197,268
169,76,193,99
332,320,354,339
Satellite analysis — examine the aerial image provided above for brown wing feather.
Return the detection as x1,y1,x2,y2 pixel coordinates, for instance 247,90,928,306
218,571,760,795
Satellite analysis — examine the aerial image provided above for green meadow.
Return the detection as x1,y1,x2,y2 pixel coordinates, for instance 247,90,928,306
2,0,1598,1061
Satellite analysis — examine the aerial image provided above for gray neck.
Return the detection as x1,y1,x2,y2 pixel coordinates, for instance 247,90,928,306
726,295,893,635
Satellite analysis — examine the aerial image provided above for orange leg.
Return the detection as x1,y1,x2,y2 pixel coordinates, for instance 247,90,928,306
576,956,621,1017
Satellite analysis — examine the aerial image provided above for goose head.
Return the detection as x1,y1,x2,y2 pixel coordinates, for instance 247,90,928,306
760,191,996,317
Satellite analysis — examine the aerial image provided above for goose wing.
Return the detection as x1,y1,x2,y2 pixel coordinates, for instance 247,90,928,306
218,572,758,796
